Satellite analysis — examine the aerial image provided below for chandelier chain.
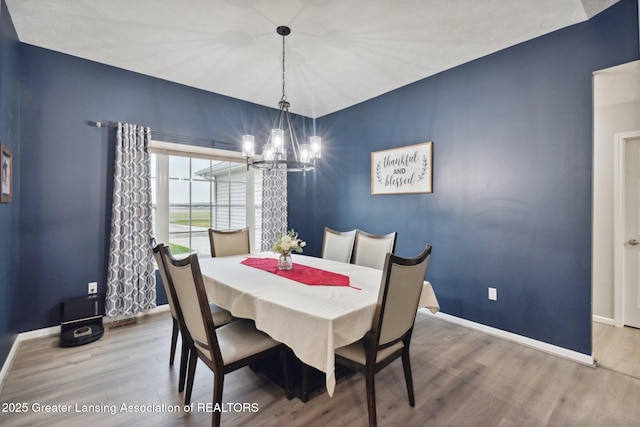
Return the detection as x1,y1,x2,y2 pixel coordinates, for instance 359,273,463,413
281,34,287,102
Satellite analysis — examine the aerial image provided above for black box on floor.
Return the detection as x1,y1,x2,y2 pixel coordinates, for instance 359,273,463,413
60,294,104,347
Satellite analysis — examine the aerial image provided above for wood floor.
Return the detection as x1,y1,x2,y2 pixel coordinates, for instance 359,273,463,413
1,312,639,427
593,321,640,379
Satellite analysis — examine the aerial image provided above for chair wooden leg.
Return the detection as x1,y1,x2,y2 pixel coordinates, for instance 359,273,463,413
169,317,179,366
185,349,198,405
178,339,190,392
212,374,224,427
365,365,377,427
401,349,415,407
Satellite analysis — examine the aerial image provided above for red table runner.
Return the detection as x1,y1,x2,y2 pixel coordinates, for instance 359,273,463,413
241,257,359,289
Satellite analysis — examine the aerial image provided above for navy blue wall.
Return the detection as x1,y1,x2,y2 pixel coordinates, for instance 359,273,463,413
16,45,281,333
290,0,639,355
6,0,639,362
0,0,20,369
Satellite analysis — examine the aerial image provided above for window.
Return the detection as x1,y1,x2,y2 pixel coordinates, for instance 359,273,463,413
150,141,262,256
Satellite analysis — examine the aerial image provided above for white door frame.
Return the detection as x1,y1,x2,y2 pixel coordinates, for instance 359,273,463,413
613,131,640,327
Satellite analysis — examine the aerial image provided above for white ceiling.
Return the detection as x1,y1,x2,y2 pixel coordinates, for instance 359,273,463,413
6,0,621,118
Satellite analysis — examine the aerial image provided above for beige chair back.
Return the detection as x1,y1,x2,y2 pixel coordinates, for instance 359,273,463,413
321,227,356,263
160,247,223,365
209,227,250,257
152,245,177,319
353,230,397,270
375,246,431,346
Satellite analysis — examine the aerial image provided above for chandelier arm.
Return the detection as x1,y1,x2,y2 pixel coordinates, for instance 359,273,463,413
285,109,300,160
277,106,286,131
251,159,314,172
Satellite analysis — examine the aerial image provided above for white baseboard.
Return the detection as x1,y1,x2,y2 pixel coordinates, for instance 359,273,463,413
592,315,615,326
421,309,595,367
0,304,170,394
0,333,21,394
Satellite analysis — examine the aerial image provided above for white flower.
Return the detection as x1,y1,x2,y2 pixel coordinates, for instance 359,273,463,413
273,229,305,255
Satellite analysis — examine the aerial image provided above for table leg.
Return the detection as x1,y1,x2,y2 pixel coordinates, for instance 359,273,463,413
300,364,310,402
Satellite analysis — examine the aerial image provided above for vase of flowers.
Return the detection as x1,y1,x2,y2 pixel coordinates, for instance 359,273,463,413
273,229,306,270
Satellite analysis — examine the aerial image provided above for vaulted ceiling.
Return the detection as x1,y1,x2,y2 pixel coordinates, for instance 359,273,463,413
6,0,620,118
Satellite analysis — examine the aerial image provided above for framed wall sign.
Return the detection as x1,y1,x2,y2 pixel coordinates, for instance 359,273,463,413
1,143,12,203
371,142,433,195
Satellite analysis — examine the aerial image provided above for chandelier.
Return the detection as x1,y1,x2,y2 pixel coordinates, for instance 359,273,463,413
242,26,321,172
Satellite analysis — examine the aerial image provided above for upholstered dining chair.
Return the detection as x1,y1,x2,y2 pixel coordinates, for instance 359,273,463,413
321,227,357,263
208,227,251,257
352,230,398,270
335,245,432,427
152,244,233,396
158,245,288,427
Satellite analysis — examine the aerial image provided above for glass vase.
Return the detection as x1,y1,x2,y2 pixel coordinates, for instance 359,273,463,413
278,253,293,270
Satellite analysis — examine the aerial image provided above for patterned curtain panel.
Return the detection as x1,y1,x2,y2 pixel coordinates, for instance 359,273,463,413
105,123,156,317
261,169,288,251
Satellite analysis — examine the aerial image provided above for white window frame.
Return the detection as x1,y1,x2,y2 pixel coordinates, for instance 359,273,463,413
150,140,260,253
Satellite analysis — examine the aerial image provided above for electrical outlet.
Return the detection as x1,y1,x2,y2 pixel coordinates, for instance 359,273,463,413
88,282,98,295
488,287,497,301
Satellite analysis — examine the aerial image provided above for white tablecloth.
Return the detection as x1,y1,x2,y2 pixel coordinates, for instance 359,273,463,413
198,253,439,396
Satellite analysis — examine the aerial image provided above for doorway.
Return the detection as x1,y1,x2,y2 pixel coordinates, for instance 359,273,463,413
615,132,640,329
592,60,640,377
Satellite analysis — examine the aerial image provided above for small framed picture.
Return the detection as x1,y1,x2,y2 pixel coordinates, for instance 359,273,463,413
371,142,433,195
1,143,13,203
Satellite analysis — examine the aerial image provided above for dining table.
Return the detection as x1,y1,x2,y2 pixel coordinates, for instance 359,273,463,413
197,252,439,398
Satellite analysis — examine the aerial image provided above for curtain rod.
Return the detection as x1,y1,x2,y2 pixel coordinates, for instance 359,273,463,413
90,120,235,147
